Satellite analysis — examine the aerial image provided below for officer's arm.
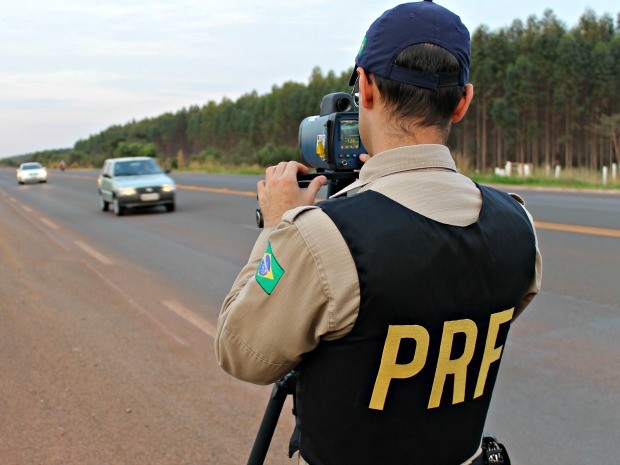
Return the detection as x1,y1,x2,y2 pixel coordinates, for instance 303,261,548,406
511,194,543,319
216,207,358,384
514,240,542,319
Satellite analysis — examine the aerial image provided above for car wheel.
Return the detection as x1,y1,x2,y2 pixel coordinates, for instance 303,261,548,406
100,194,109,212
113,198,124,216
165,202,175,212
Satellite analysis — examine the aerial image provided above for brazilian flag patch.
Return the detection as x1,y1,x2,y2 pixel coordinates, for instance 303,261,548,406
255,241,285,295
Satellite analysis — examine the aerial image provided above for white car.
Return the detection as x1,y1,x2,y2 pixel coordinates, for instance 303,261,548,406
97,157,175,216
17,162,47,184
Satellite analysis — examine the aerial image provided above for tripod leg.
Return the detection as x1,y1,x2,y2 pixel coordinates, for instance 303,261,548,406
246,384,287,465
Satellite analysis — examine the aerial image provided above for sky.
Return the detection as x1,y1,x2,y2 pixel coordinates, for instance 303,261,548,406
0,0,617,158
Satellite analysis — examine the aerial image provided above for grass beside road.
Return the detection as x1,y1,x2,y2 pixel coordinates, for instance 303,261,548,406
464,173,620,192
177,162,264,175
469,171,620,192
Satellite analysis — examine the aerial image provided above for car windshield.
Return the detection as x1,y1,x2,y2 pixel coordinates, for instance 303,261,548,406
113,159,162,176
21,164,42,170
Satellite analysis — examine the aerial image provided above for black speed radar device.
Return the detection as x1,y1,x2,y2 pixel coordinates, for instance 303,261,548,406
255,92,364,228
299,92,366,172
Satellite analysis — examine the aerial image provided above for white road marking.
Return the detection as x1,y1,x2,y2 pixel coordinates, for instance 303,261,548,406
161,300,217,339
9,196,17,202
21,205,33,213
40,218,59,230
74,240,113,265
81,262,188,347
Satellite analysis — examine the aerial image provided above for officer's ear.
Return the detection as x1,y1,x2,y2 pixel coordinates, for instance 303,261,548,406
452,84,474,123
358,68,375,109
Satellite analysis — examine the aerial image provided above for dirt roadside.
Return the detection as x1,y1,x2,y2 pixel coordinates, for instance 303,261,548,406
0,195,295,465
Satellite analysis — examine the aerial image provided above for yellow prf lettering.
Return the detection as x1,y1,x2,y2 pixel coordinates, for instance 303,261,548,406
368,325,430,411
428,319,478,409
474,308,514,398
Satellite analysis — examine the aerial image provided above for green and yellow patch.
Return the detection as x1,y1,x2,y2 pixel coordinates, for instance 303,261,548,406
255,241,285,295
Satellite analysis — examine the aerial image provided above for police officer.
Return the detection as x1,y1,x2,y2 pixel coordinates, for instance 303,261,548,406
216,2,542,464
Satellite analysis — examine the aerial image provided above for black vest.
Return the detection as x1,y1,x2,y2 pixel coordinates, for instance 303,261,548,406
292,185,535,465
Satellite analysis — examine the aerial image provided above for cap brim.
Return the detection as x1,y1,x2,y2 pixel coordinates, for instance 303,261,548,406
348,67,358,86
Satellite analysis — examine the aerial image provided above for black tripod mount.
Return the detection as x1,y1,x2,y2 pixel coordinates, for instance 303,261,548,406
246,370,299,465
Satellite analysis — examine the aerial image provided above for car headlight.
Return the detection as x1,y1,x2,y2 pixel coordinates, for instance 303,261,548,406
118,187,137,196
162,184,175,193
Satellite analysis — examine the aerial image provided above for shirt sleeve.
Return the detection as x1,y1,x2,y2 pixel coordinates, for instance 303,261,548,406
511,195,543,319
215,206,360,385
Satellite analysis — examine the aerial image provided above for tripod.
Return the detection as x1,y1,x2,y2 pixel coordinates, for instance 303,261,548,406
246,370,299,465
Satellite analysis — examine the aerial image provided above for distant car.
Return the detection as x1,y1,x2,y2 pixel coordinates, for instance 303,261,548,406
97,157,176,216
17,162,47,184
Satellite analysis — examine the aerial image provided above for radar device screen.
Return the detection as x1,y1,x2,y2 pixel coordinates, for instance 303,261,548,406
339,119,360,150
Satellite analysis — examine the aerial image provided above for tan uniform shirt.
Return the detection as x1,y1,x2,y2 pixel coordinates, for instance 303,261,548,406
216,144,543,386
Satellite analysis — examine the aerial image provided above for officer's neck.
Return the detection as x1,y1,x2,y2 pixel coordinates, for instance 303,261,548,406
370,120,449,155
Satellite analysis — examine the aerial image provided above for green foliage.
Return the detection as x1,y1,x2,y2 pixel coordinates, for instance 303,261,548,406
2,158,18,167
190,147,223,164
113,141,159,158
255,143,299,166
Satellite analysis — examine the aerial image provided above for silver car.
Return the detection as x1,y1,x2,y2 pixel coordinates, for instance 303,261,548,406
97,157,176,216
17,162,47,184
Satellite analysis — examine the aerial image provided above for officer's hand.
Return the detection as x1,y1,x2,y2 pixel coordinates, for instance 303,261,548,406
257,161,327,228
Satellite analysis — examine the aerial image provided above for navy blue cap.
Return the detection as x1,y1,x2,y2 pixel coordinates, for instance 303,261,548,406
349,1,470,90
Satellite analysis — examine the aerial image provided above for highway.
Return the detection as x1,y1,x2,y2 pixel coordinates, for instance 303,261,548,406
0,167,618,464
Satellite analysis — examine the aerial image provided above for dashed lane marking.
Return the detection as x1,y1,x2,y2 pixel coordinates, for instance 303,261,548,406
74,240,114,265
21,205,33,213
40,218,59,230
81,262,188,347
161,300,217,339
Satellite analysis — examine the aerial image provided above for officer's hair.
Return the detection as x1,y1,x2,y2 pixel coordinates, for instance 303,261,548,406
374,43,464,140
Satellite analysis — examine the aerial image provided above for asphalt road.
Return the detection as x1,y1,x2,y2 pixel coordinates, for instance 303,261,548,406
0,168,618,464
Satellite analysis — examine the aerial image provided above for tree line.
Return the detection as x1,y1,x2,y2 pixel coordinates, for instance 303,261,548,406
458,8,620,172
9,9,619,173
